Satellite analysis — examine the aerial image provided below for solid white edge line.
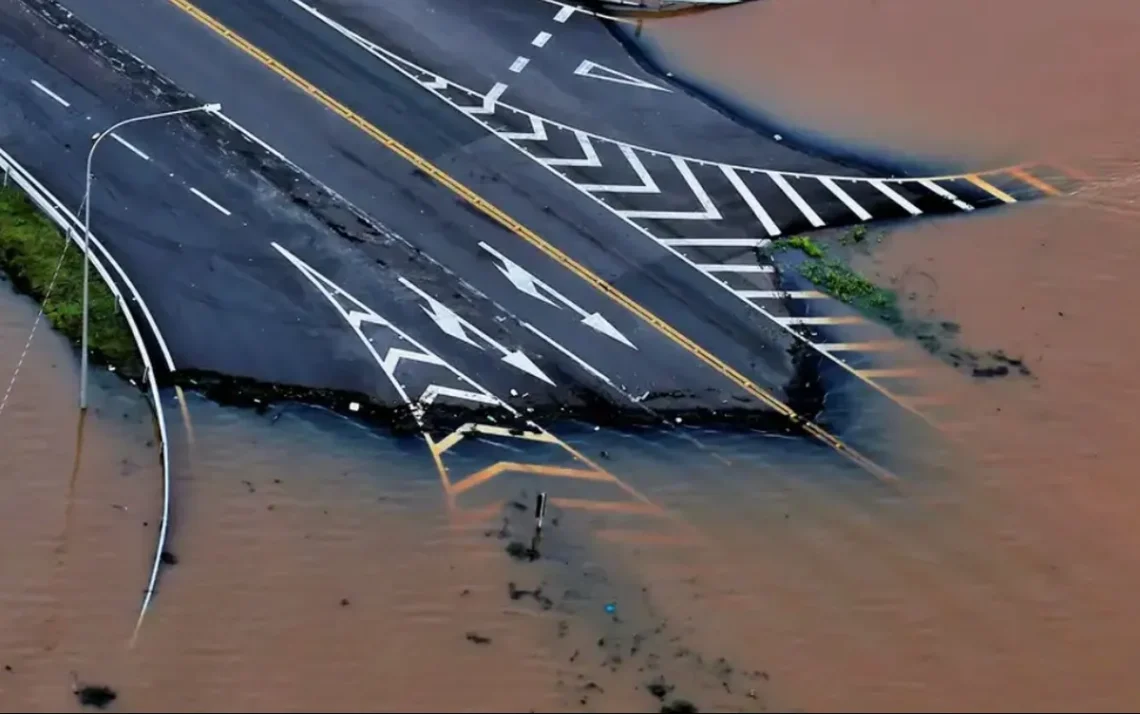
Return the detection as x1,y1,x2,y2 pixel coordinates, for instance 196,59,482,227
30,79,71,107
111,133,152,161
0,149,171,639
189,187,232,215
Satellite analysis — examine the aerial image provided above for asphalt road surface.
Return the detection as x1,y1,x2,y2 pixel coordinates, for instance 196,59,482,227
1,0,1042,479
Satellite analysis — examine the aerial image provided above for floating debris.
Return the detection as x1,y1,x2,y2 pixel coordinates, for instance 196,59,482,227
465,632,492,645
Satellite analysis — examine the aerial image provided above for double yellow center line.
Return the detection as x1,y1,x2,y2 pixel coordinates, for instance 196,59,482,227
167,0,898,482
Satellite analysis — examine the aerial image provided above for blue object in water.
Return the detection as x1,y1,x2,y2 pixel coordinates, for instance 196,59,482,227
604,602,616,614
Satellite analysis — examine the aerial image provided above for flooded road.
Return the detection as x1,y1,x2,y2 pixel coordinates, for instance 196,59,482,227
4,0,1140,711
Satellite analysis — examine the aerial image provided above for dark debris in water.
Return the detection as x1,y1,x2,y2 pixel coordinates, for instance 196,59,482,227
465,631,492,645
660,699,699,714
75,684,117,709
159,550,178,565
508,581,553,610
505,541,540,562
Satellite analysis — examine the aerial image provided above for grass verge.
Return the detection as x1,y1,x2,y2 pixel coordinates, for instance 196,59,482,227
0,185,141,378
800,258,903,325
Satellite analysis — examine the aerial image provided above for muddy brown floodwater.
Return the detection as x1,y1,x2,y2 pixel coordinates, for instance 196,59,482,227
5,1,1140,712
647,0,1140,711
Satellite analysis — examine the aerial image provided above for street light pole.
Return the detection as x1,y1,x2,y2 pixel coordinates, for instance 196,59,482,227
79,102,221,410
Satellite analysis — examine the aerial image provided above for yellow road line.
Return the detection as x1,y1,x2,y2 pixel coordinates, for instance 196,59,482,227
966,173,1016,203
1009,167,1061,196
450,462,613,497
167,0,897,483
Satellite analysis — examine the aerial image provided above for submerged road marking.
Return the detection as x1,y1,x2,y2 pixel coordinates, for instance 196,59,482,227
531,31,552,48
30,79,70,107
111,133,151,161
966,173,1016,203
509,56,530,73
168,0,899,483
188,187,231,215
1009,167,1062,196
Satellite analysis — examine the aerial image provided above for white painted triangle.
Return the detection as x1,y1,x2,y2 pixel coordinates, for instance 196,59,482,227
503,350,555,385
573,60,671,93
582,312,636,349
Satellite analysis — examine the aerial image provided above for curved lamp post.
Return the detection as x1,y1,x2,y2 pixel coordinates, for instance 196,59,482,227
79,102,221,409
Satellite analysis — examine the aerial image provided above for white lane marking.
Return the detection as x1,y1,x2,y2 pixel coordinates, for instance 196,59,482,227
425,76,447,90
397,276,555,385
871,180,922,215
110,133,151,161
522,321,616,388
739,290,826,299
819,177,871,221
660,238,772,248
774,316,865,326
573,59,671,93
531,31,552,48
509,56,530,73
697,263,774,274
539,129,600,167
464,81,507,115
579,144,659,193
30,79,70,107
189,187,231,215
918,179,974,212
722,165,781,237
553,4,576,22
479,241,636,348
619,157,721,220
499,115,548,141
768,172,826,227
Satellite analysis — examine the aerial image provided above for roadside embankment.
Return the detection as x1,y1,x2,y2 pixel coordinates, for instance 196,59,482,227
0,185,141,379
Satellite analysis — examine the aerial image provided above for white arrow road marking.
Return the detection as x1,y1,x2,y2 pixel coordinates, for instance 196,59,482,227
479,241,637,349
273,243,504,416
397,276,556,385
573,59,671,93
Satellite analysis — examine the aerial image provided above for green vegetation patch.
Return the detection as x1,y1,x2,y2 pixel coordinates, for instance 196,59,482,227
799,258,902,325
0,186,141,376
768,234,826,259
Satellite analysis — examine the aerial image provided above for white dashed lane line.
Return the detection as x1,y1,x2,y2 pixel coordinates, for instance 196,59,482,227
531,31,552,48
509,56,530,73
30,79,70,107
189,187,232,215
553,5,576,22
110,133,151,161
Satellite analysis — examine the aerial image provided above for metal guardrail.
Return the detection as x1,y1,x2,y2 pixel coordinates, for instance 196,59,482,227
0,147,171,641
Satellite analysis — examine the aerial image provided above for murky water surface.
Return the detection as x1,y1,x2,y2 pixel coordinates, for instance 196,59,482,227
4,1,1140,711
